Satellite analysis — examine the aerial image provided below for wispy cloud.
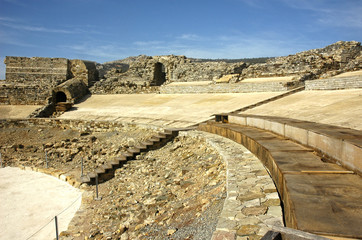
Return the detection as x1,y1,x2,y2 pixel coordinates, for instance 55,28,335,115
0,29,36,47
0,22,74,34
282,0,362,28
2,0,28,7
0,16,102,35
133,40,164,46
177,34,204,41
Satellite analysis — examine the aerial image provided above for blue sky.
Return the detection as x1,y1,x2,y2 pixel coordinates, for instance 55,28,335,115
1,0,361,79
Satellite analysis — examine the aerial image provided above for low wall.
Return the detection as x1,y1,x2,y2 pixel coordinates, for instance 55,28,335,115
160,81,303,94
224,114,362,176
305,75,362,90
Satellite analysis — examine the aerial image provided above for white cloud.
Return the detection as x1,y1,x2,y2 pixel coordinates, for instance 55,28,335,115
282,0,362,28
0,22,74,34
178,34,204,41
133,41,164,46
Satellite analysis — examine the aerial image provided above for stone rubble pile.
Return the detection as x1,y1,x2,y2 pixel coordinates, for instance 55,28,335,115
61,134,227,240
240,41,362,80
91,41,362,95
0,124,157,174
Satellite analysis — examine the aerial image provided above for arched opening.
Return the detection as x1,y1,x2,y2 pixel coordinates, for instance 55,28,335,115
153,62,166,86
55,91,67,103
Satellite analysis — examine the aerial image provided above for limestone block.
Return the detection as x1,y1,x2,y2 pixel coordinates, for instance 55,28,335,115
264,120,285,136
247,117,265,129
228,115,247,125
308,131,343,161
341,141,362,175
285,124,308,145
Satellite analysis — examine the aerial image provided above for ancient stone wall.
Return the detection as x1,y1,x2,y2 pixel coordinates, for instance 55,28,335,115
241,41,362,80
160,81,303,94
4,56,69,86
305,75,362,90
2,57,97,105
0,83,49,105
69,60,98,86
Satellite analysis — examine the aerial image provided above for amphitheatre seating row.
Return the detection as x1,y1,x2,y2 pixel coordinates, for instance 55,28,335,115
198,118,362,239
218,113,362,175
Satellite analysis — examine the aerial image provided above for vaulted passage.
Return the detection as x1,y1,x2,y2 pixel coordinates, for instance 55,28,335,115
153,62,166,86
55,91,67,103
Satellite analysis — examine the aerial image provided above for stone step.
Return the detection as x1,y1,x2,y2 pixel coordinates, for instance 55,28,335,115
121,151,134,160
101,163,113,172
127,147,141,155
95,167,105,175
81,128,180,185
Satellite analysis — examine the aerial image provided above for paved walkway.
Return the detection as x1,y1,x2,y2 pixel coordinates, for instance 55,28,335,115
182,131,283,239
0,167,82,240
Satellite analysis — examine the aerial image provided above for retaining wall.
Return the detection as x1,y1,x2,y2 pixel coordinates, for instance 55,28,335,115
160,81,303,94
0,84,49,105
305,75,362,90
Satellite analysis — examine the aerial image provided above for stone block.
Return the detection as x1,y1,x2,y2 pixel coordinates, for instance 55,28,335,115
264,120,285,136
285,124,308,145
308,131,343,161
341,141,362,174
247,117,265,129
228,115,247,125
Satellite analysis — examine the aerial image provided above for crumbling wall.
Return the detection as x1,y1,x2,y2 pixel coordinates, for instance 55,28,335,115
241,41,362,80
4,57,69,86
2,57,96,105
69,60,98,86
52,78,89,104
0,83,49,105
92,55,247,94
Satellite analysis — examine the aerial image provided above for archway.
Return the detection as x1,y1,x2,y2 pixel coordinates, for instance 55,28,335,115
55,91,67,103
153,62,166,86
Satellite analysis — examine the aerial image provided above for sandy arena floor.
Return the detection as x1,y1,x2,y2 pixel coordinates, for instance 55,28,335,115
0,167,82,240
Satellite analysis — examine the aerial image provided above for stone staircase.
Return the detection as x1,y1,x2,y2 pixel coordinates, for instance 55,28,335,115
198,119,362,239
80,129,179,184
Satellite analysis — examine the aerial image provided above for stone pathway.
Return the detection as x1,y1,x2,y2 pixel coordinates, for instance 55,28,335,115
180,131,283,239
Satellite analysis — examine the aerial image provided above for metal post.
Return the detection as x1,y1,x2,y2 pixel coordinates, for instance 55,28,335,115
95,175,102,201
81,157,84,177
55,216,59,240
45,150,48,168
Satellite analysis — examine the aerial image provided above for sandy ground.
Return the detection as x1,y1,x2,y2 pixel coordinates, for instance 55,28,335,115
243,89,362,130
0,167,82,240
0,105,41,119
58,92,284,127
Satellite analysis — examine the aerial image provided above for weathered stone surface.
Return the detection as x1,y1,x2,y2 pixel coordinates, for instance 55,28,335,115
2,57,98,105
240,41,362,80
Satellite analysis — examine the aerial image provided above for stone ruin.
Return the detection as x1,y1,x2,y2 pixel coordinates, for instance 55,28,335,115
1,41,361,110
1,57,98,105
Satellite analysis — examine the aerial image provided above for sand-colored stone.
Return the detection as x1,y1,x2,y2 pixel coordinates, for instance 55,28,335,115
241,76,295,83
0,105,41,119
59,92,284,127
243,89,362,130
